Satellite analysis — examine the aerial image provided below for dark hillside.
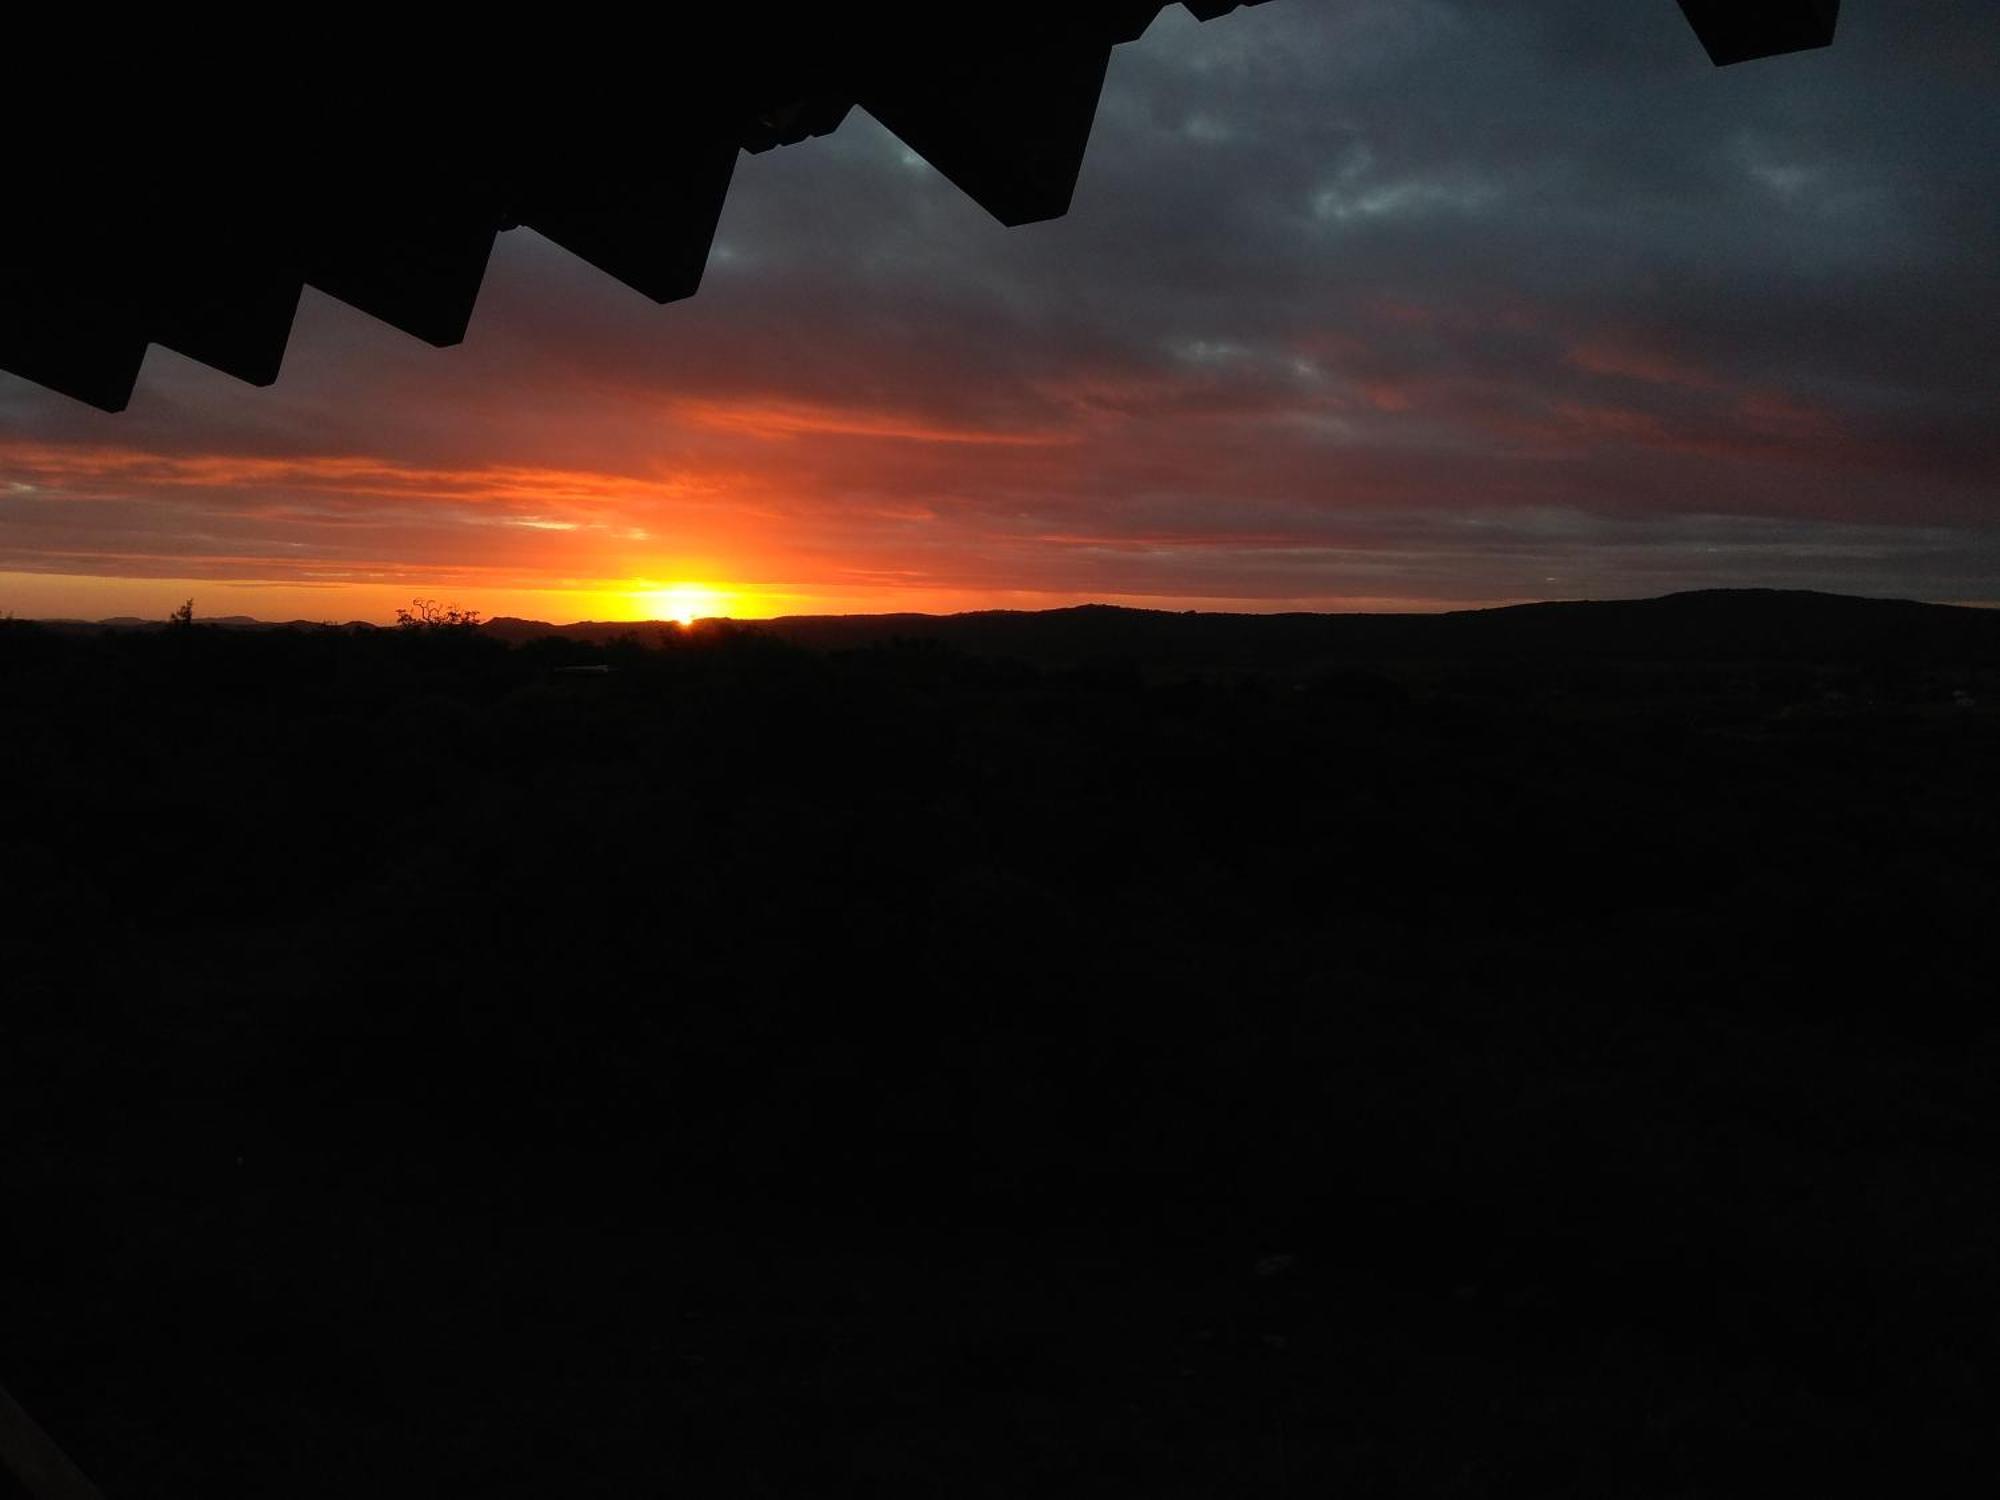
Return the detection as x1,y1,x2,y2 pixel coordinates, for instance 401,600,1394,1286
486,587,2000,679
2,596,1997,1495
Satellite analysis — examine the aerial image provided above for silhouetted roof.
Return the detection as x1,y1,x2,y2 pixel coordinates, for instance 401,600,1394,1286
0,2,1838,412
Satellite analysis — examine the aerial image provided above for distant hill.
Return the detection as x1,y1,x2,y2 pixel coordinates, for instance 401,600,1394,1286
35,613,358,634
478,589,2000,675
24,590,1999,673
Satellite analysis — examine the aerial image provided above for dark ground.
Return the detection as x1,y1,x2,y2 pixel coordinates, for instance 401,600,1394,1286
4,590,1998,1495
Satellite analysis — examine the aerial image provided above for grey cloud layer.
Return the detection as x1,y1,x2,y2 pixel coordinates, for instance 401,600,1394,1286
2,0,1995,605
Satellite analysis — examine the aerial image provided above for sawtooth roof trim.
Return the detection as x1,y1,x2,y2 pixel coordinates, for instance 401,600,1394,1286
0,2,1839,412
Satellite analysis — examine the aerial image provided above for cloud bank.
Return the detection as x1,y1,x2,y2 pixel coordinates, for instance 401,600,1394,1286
3,0,1995,619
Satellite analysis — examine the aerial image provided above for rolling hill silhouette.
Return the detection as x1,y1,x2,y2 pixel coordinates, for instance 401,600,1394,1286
479,587,2000,673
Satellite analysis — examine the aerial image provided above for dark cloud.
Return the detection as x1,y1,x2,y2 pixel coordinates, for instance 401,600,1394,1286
2,0,1995,616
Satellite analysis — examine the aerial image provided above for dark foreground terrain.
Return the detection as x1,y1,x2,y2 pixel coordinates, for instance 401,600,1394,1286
4,590,1999,1496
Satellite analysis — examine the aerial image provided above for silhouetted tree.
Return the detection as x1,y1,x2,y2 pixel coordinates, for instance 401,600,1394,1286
395,598,483,631
169,598,195,627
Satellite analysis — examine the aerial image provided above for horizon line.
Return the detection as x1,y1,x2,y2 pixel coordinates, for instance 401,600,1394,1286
14,584,2000,631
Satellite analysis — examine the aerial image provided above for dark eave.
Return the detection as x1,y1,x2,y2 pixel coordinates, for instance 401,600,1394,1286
0,2,1840,413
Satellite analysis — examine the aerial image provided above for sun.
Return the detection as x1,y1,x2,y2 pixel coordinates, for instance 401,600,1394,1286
639,583,728,625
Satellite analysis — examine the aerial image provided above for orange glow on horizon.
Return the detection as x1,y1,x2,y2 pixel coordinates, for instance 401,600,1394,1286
0,569,1509,627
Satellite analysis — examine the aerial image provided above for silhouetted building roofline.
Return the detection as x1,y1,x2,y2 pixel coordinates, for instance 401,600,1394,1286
0,2,1838,411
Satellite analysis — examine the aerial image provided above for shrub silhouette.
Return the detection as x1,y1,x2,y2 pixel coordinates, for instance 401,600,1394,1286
395,598,483,631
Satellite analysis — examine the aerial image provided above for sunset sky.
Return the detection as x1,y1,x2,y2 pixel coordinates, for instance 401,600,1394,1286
2,1,1995,624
